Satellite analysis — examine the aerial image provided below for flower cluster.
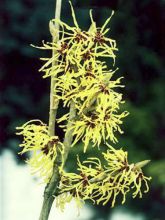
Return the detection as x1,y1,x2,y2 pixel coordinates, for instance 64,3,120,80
16,1,151,212
57,145,151,210
70,99,129,152
16,120,64,183
36,1,128,152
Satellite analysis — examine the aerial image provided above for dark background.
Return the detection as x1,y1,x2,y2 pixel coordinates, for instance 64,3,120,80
0,0,165,219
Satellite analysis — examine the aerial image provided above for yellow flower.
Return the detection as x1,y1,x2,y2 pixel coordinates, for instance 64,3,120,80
55,62,128,152
34,3,123,151
31,40,67,78
16,120,64,183
69,98,128,152
88,9,117,64
22,1,151,213
35,1,118,86
56,192,73,212
102,144,151,204
56,157,99,210
55,68,82,107
56,145,151,209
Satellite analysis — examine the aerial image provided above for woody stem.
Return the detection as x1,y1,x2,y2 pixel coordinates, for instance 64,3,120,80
39,0,62,220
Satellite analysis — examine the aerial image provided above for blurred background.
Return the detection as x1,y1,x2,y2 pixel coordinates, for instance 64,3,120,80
0,0,165,219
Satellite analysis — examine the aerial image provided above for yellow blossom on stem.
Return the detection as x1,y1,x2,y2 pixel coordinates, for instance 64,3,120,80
56,145,151,210
17,1,152,216
16,120,64,183
69,100,129,152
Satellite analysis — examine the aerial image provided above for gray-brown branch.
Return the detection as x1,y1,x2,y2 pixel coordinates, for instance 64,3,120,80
39,0,62,219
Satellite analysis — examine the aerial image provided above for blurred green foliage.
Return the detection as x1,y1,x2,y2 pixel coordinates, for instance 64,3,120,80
0,0,165,219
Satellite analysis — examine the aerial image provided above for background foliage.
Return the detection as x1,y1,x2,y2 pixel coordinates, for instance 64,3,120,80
0,0,165,219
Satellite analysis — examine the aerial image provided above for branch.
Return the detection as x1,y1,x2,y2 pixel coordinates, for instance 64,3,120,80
39,156,61,220
39,100,76,220
39,1,62,220
63,101,77,164
48,0,62,136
